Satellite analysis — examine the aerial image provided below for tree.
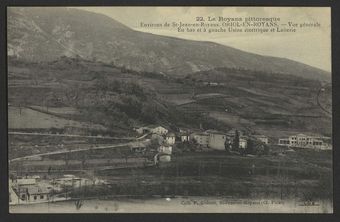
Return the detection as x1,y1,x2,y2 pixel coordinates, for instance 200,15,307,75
232,130,239,151
245,139,254,155
224,138,232,153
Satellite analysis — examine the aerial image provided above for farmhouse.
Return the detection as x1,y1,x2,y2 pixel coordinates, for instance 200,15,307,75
206,130,227,150
134,125,169,135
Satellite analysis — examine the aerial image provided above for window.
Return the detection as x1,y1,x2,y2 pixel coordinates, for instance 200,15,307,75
34,195,37,200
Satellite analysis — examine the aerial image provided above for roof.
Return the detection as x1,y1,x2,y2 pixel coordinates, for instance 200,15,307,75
166,132,176,137
191,132,209,137
296,133,308,137
16,179,36,185
18,186,50,195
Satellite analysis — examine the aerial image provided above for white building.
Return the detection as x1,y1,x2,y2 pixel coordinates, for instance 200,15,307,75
278,133,325,149
180,134,190,142
12,183,51,204
206,130,227,150
151,126,168,135
239,137,248,149
158,145,172,155
159,155,171,163
165,132,176,145
135,125,168,136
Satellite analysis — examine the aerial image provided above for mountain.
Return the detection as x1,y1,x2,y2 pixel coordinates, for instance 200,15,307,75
7,7,330,81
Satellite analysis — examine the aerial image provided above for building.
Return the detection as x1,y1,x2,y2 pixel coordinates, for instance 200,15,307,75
154,153,171,165
9,180,20,205
130,142,147,153
151,126,169,135
191,132,210,147
165,132,176,145
278,138,290,145
134,126,150,135
226,129,244,138
13,185,50,203
180,133,190,142
159,155,171,163
15,178,37,186
254,135,269,144
278,133,325,149
158,145,172,155
134,125,168,135
239,137,248,149
206,130,227,150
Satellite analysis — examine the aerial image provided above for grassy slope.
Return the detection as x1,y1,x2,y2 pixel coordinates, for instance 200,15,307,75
8,57,331,138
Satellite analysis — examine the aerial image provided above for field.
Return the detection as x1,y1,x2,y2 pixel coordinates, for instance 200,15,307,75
8,106,106,130
9,144,332,203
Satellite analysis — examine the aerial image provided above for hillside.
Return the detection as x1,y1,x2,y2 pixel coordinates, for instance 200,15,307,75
7,7,330,81
8,57,332,139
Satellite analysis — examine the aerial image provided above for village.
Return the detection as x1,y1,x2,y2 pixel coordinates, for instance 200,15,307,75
8,122,332,205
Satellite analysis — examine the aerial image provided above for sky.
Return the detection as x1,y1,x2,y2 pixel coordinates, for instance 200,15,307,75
74,7,331,72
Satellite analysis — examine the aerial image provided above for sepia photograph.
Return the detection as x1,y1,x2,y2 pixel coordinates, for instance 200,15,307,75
7,6,332,213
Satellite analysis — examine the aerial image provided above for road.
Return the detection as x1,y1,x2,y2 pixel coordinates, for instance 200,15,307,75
9,139,151,163
8,132,137,140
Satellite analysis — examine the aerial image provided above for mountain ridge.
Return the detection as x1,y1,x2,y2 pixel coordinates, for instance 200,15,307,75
7,7,330,81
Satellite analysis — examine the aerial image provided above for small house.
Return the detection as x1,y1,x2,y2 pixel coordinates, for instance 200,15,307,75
165,132,176,145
